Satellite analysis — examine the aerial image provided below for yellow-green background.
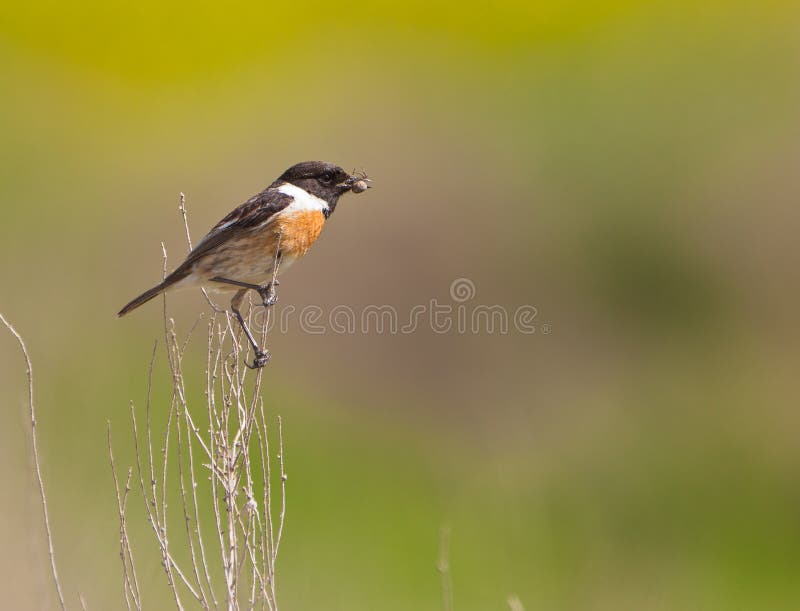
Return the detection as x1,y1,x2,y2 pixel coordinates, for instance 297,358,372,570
2,1,800,609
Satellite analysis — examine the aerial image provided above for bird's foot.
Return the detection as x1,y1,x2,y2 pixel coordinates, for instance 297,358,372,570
257,281,279,308
245,349,271,369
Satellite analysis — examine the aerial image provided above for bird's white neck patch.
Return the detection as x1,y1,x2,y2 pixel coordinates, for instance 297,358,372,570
277,182,330,213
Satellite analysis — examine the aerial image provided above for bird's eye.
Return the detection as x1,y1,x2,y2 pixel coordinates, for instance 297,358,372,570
320,171,334,184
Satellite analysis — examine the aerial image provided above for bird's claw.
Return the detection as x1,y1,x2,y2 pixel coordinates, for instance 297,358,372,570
245,349,271,369
257,282,279,308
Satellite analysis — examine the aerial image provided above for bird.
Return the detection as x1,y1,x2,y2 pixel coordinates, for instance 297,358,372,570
118,160,371,367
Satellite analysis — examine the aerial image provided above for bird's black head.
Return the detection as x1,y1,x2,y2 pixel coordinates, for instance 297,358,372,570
275,161,369,207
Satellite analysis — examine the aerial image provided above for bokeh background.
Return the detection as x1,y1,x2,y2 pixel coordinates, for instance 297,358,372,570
2,1,800,609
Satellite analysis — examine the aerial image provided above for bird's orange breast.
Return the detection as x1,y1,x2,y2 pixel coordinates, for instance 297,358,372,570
272,210,326,259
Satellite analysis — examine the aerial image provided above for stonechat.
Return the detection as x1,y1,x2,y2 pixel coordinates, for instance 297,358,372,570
118,160,371,367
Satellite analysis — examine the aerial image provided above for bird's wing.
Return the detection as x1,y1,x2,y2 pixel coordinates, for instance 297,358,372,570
166,187,293,281
188,188,293,263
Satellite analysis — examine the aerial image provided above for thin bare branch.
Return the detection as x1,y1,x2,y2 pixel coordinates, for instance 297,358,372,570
0,312,67,611
437,526,453,611
178,192,193,251
179,191,223,312
272,417,287,566
507,595,525,611
108,422,141,611
110,195,288,611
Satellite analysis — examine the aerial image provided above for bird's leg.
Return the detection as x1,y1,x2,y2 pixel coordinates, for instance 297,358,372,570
211,276,280,308
212,277,281,367
230,289,270,369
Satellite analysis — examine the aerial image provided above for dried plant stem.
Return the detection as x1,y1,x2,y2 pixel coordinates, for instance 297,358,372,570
437,526,453,611
108,195,288,610
178,193,193,250
108,423,142,611
0,312,67,611
179,192,222,313
506,596,525,611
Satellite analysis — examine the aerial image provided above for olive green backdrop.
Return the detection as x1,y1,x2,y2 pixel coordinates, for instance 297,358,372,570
2,1,800,609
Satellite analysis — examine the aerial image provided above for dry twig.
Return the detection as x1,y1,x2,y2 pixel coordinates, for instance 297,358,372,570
0,313,67,611
437,526,453,611
108,194,288,610
507,595,525,611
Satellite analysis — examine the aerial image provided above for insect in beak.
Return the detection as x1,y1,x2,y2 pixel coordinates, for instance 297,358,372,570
338,170,372,193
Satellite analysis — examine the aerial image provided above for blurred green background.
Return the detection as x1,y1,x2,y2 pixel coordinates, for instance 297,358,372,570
2,1,800,609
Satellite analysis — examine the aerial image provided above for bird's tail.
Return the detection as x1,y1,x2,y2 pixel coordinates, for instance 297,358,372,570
117,282,168,317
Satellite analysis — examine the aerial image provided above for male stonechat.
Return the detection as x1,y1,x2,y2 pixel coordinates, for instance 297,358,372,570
118,160,371,367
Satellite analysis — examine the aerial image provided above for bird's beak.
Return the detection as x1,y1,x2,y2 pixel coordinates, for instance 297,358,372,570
338,171,372,194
